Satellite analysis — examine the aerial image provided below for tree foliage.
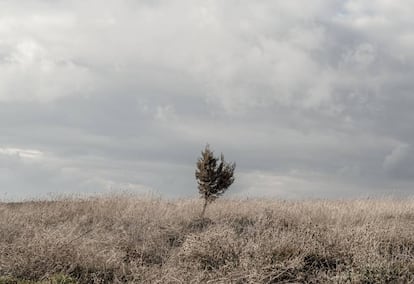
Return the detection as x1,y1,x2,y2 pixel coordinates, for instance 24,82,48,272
195,145,236,217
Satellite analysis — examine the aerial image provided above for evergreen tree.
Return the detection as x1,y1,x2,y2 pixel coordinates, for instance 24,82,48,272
195,145,236,217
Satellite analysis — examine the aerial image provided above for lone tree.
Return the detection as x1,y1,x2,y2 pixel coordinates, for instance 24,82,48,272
195,144,236,217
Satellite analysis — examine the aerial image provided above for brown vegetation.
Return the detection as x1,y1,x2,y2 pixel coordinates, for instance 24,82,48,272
1,196,413,283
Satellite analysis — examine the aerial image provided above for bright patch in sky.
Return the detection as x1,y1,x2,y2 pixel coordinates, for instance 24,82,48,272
0,148,43,159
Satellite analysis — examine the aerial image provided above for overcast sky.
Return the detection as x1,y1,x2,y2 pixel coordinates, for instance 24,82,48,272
1,0,414,200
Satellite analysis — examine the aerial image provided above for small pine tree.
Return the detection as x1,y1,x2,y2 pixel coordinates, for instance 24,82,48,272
195,144,236,217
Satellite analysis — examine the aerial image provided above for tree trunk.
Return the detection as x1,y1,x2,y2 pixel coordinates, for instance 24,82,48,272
201,198,208,218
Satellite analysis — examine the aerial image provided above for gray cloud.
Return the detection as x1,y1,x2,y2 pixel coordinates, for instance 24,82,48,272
1,0,414,200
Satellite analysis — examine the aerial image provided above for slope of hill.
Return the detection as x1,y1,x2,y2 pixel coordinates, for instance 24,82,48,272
1,196,413,283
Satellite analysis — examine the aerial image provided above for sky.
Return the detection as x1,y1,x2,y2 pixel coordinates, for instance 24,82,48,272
1,0,414,200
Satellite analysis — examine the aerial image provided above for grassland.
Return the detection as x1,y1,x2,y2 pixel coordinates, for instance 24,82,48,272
0,195,413,283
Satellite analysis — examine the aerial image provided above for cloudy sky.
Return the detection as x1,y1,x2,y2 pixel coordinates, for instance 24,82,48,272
1,0,414,200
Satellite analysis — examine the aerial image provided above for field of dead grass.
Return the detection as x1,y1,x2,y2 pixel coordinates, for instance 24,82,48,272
0,195,413,283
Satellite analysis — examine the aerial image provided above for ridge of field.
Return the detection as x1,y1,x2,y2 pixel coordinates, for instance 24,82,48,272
1,196,413,283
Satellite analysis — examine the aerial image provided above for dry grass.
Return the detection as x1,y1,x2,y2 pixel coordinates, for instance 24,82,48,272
1,195,413,283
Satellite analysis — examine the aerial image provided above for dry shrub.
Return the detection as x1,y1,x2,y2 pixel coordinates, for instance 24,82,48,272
229,215,255,235
179,224,241,271
185,217,214,233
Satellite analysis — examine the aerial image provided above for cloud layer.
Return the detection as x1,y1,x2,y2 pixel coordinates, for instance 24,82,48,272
1,0,414,200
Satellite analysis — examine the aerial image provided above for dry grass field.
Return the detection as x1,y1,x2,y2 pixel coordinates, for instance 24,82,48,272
0,195,413,283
